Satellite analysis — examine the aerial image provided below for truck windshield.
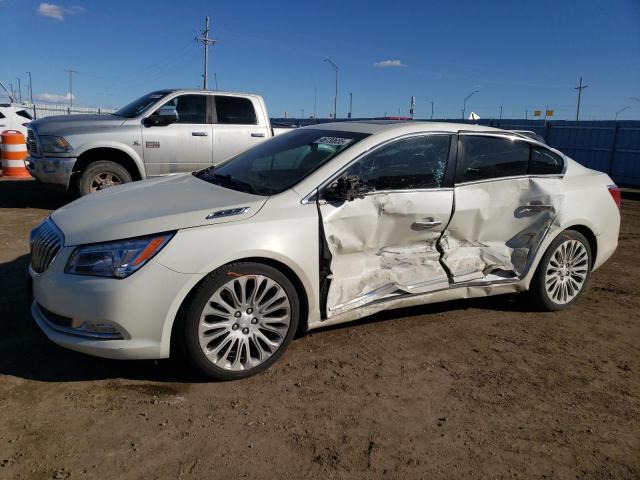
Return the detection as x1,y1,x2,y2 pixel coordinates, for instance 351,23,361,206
113,90,173,118
195,129,369,196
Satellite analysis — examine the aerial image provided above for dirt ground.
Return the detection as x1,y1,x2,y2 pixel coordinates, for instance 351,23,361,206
0,178,638,480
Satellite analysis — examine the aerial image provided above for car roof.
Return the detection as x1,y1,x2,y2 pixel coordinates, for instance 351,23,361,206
303,120,504,135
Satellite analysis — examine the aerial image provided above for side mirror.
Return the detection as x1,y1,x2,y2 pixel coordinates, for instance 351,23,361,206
321,175,368,202
144,108,178,126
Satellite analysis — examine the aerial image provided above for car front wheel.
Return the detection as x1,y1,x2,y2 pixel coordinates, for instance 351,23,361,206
530,229,592,311
179,262,299,380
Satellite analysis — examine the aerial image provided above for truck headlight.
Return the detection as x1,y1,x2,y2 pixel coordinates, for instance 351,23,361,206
39,136,72,153
65,233,174,278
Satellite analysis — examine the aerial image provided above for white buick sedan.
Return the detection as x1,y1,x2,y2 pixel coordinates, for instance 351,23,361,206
29,121,621,380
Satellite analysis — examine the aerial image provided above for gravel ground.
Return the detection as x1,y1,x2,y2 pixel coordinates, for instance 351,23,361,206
1,179,638,480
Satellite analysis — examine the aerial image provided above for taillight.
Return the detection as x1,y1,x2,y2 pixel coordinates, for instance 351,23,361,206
608,184,621,209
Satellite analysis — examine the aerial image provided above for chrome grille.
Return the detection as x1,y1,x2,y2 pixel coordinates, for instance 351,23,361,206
26,129,39,156
30,219,64,274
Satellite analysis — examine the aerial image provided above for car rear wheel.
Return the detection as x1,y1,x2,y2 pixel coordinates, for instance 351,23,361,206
78,160,132,196
530,229,592,311
179,262,299,380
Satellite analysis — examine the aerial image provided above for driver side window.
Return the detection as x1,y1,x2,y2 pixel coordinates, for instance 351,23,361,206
343,134,451,191
155,94,207,124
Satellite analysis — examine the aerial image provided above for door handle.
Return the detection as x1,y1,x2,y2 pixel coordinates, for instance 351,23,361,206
251,132,265,138
192,131,208,136
411,220,442,230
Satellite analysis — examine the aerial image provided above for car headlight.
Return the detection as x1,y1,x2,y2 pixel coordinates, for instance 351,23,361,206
65,233,174,278
39,135,72,153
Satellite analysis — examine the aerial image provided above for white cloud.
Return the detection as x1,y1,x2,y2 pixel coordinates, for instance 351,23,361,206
37,3,85,21
35,92,76,103
373,59,407,68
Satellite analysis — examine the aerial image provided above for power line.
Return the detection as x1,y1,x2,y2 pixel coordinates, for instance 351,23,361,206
195,16,217,89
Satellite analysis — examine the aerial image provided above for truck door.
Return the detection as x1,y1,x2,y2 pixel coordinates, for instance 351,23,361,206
317,133,455,318
441,133,563,283
211,95,270,165
142,93,213,176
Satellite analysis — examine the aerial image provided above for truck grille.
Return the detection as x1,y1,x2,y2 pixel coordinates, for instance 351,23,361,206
26,129,39,156
30,219,64,274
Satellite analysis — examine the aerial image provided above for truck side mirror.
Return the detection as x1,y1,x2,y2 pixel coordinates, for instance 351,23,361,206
144,108,178,126
321,175,368,202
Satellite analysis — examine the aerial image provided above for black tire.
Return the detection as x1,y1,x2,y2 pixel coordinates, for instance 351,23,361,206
529,229,592,311
77,160,132,196
178,262,300,381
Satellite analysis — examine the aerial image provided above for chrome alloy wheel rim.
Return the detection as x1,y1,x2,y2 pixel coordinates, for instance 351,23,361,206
545,240,589,304
91,172,122,191
198,275,291,371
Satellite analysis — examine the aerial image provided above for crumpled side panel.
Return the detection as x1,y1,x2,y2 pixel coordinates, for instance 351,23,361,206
442,177,564,282
319,191,453,317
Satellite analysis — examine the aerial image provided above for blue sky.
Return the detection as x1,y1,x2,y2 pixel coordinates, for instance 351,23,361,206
1,0,639,119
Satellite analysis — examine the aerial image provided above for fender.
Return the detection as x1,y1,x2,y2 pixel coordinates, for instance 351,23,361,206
73,141,146,180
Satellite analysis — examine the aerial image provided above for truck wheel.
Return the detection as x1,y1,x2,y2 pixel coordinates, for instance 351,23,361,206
78,161,132,196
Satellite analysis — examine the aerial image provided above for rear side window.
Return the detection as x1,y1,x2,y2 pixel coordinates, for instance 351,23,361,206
530,146,563,174
215,96,257,125
16,109,33,120
345,134,451,190
456,136,530,183
157,94,207,124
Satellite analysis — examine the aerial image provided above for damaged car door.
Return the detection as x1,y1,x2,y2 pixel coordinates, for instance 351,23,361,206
441,133,563,283
317,133,455,318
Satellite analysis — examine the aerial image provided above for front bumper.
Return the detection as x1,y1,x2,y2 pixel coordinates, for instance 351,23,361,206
30,247,201,360
26,155,77,189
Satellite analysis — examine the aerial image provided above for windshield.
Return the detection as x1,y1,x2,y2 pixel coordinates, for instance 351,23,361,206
195,129,369,196
113,90,173,118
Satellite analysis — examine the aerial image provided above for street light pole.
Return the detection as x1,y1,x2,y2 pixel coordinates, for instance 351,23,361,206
16,78,22,103
323,58,338,119
430,101,434,120
462,90,479,119
348,92,352,119
615,106,629,120
65,68,77,107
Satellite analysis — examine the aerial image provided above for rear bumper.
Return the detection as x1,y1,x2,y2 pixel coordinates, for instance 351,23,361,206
26,155,76,189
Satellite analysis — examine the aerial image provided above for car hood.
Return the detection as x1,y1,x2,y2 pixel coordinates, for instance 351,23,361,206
31,114,126,136
51,174,267,246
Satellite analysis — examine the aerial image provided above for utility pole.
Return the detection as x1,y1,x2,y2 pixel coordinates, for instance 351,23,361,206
323,58,338,119
525,109,528,120
574,76,588,121
348,92,352,119
462,90,479,119
499,105,503,120
430,101,434,120
214,73,218,90
313,85,317,119
16,78,22,103
196,16,217,89
65,68,77,107
26,72,33,104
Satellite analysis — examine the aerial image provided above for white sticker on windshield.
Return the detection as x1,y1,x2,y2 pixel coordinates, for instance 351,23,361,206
314,136,353,146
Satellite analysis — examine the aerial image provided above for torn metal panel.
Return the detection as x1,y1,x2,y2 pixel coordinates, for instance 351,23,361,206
319,190,453,317
442,177,564,281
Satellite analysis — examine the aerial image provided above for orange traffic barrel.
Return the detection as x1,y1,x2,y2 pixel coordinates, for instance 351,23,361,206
1,130,31,178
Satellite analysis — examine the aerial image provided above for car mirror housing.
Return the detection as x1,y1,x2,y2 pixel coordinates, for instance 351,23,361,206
144,108,178,127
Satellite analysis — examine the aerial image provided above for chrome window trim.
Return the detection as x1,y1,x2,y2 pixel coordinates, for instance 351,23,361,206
301,131,454,205
454,173,565,187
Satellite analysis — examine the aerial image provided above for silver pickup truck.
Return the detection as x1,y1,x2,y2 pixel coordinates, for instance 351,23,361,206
26,89,291,195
